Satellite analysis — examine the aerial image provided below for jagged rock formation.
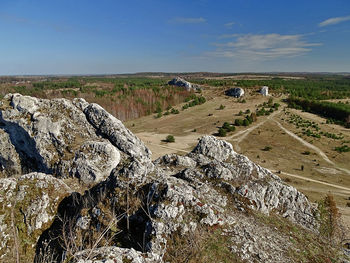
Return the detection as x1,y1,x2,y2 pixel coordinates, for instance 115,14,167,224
168,77,200,91
0,94,339,263
225,87,245,98
0,93,150,183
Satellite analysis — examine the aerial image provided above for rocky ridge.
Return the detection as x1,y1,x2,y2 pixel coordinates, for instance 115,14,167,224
0,94,340,263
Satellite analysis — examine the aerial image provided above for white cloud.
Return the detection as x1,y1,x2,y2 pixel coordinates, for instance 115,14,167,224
224,22,235,28
169,17,206,24
319,15,350,27
208,33,321,60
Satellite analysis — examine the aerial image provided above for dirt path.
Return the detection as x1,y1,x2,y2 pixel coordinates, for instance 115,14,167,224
272,120,350,175
272,120,334,165
147,142,190,154
280,171,350,193
229,110,281,152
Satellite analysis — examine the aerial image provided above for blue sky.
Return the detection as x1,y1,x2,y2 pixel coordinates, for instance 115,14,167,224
0,0,350,75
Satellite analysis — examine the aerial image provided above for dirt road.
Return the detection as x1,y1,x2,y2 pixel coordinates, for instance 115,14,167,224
280,171,350,193
229,110,281,151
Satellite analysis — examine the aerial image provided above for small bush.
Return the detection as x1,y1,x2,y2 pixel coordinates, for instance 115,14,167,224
218,104,225,110
217,128,227,137
171,108,179,114
243,118,250,126
165,135,175,143
234,119,243,126
222,122,236,132
262,146,272,151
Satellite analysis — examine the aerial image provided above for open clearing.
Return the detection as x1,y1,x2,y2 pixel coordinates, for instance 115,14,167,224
126,85,350,227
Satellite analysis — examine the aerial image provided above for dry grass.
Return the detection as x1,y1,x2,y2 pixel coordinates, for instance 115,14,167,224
164,225,243,263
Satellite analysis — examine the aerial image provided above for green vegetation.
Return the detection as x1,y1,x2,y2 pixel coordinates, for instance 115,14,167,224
234,113,257,128
287,98,350,127
218,104,225,110
286,113,345,141
334,145,350,153
165,135,175,143
217,127,227,137
256,98,279,116
222,122,236,132
182,95,206,110
216,121,236,137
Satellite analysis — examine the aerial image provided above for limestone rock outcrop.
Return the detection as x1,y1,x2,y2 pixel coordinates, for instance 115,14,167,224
225,87,245,98
260,86,269,96
168,77,200,91
0,93,151,183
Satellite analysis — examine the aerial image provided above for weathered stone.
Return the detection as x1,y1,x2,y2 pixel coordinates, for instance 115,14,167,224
260,86,269,96
84,103,151,163
168,77,200,91
0,172,71,260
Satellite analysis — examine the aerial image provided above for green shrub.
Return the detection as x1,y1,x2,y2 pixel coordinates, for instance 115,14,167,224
218,104,225,110
243,119,250,126
165,135,175,143
218,128,227,137
171,108,179,114
234,119,243,126
334,145,350,153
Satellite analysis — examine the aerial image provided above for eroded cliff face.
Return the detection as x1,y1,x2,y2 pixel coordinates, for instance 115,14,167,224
0,94,326,263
